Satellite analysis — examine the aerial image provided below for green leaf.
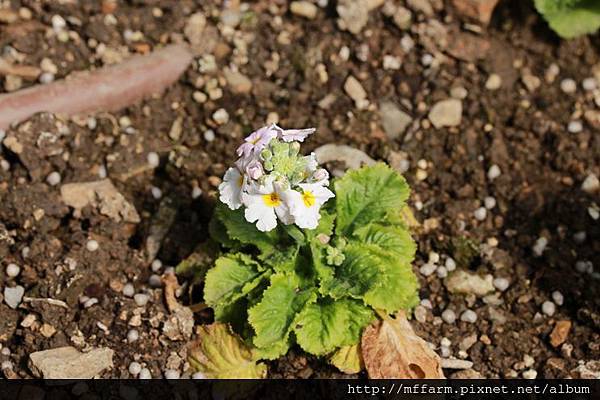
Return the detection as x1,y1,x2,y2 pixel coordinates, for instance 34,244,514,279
362,248,419,312
535,0,600,38
329,344,363,374
262,245,299,275
352,223,416,264
293,298,349,355
334,163,410,236
215,202,279,253
305,207,335,241
323,242,381,299
188,323,267,378
294,298,374,355
204,253,267,308
248,273,316,358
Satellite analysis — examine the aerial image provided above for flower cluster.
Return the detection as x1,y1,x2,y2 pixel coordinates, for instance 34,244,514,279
218,124,334,232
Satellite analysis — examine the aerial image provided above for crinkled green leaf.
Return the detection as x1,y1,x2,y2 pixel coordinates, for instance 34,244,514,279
294,299,374,355
248,273,316,359
334,163,410,236
188,323,267,379
204,253,266,308
535,0,600,38
310,241,334,292
293,299,348,355
360,245,419,312
215,202,279,253
329,344,363,374
262,245,299,275
352,223,416,264
324,242,381,299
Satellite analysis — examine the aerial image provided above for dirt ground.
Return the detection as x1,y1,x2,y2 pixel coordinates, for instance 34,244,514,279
0,0,598,379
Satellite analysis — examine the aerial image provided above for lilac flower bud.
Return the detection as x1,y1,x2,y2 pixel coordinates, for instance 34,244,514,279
313,168,329,182
246,159,264,180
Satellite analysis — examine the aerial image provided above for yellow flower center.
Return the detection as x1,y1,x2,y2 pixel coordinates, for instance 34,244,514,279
302,191,316,208
237,175,244,187
262,192,281,207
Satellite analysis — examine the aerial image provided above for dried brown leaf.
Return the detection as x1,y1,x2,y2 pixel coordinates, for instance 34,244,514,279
361,311,445,379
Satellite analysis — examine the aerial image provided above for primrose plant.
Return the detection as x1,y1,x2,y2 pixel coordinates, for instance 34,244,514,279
203,124,418,367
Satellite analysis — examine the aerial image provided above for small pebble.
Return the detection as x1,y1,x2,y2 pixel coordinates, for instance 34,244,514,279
522,369,537,379
487,164,501,180
46,171,61,186
493,277,509,292
164,369,180,379
51,14,66,31
573,231,586,243
83,297,98,308
440,337,452,347
192,186,203,199
147,152,160,168
485,74,502,90
575,260,592,273
212,108,229,125
204,129,215,142
436,266,448,278
445,257,456,271
39,72,55,84
541,300,556,316
560,78,577,94
1,361,13,371
551,291,564,306
441,309,457,324
122,283,135,297
484,196,496,209
474,207,487,221
98,164,107,179
1,159,10,171
532,237,548,257
1,348,10,356
428,251,440,264
414,305,427,323
192,372,206,379
127,329,139,343
581,173,599,193
151,259,163,272
460,309,477,323
151,186,162,199
5,263,20,278
86,239,99,252
149,274,162,288
420,299,432,309
582,77,597,91
134,293,149,307
129,362,142,376
139,368,152,379
567,121,583,133
419,263,437,276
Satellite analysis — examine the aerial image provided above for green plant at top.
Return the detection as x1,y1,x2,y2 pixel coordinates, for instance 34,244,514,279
201,124,418,364
534,0,600,38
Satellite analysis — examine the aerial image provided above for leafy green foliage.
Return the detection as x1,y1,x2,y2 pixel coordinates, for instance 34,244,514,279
535,0,600,38
203,163,418,366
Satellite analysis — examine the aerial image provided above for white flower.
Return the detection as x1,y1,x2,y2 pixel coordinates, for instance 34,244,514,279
242,178,293,232
286,183,334,229
277,126,315,142
218,167,245,210
236,124,278,158
245,158,264,180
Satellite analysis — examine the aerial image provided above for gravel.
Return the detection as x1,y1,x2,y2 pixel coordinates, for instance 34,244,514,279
191,372,206,379
46,171,62,186
164,369,180,379
147,152,160,168
541,301,556,316
127,329,139,343
581,173,599,193
122,283,135,297
460,309,478,323
474,207,487,221
149,274,162,288
445,257,456,271
441,309,457,324
493,277,510,291
560,78,577,94
139,368,152,379
86,240,99,252
128,362,142,376
428,98,462,128
484,196,496,209
134,293,149,307
567,120,583,133
532,237,548,257
5,263,20,278
419,263,437,276
4,285,24,309
582,77,597,91
552,291,564,306
487,164,501,180
151,259,163,272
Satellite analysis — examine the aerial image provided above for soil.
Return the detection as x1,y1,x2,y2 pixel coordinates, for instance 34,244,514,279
0,0,598,379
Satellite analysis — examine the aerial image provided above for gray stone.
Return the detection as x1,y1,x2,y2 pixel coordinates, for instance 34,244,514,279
29,346,113,378
314,144,375,171
441,358,474,370
380,101,412,139
337,0,369,34
428,99,462,128
4,286,24,309
444,270,494,297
